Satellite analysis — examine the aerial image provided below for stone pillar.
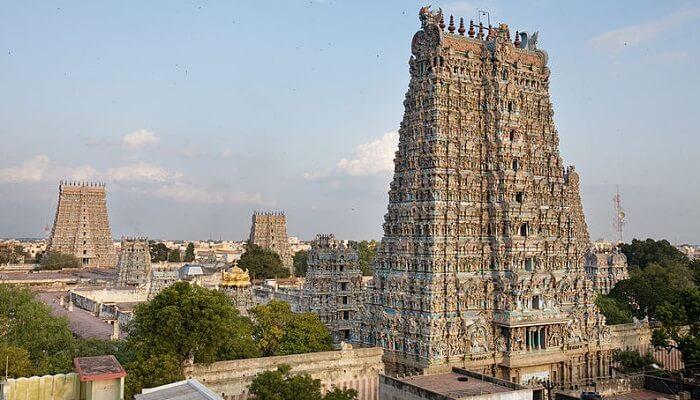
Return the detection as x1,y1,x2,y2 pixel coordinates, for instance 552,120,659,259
111,321,120,340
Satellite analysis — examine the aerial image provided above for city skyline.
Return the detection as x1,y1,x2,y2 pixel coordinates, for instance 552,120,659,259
1,1,698,243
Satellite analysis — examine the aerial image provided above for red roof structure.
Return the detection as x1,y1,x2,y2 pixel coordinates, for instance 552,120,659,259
73,355,127,382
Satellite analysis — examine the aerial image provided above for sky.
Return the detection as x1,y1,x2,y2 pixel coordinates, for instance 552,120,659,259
0,1,698,243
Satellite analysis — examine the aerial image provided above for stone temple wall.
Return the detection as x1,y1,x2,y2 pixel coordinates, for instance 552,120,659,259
184,346,384,400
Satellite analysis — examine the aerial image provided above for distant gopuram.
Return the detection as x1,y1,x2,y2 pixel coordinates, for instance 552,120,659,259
117,237,152,286
357,7,614,383
248,211,294,275
47,181,117,268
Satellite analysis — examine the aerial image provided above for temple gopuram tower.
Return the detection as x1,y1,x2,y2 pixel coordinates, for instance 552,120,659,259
116,237,152,287
248,211,294,275
357,7,613,384
47,181,117,268
303,234,363,343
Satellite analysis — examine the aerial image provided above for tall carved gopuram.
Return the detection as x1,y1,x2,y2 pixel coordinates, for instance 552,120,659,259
249,211,294,275
47,181,117,268
358,7,615,384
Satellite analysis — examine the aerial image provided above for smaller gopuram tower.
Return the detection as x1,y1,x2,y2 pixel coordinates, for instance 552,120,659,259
303,234,363,343
248,211,294,275
47,181,117,268
116,237,152,287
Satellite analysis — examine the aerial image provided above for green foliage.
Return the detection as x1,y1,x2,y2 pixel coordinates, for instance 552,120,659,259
123,352,183,400
149,242,169,263
595,295,632,325
184,243,195,262
323,387,358,400
238,243,290,280
249,364,356,400
620,238,689,270
0,285,76,375
613,350,658,372
0,345,33,378
293,250,308,277
249,300,332,357
167,248,181,262
0,244,29,264
127,281,259,364
123,282,259,398
356,240,377,276
39,251,80,270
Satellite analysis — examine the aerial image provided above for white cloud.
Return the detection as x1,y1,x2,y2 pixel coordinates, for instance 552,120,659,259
154,182,274,205
337,131,398,177
589,8,700,54
221,149,233,158
106,162,182,182
67,164,100,181
122,129,159,148
0,155,50,183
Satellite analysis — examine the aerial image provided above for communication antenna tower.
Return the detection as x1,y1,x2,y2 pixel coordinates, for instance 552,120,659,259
612,187,625,244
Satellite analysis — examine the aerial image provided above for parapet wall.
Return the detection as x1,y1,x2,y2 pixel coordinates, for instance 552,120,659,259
3,373,81,400
185,346,384,400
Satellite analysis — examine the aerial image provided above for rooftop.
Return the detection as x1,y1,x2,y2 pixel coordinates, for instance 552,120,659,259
386,368,531,399
74,355,126,382
136,379,222,400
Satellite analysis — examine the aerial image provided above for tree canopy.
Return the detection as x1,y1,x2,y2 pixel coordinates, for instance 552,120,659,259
167,248,181,262
238,243,289,280
356,240,377,276
249,364,357,400
149,242,169,263
39,251,80,270
0,244,30,264
293,250,309,277
184,243,195,262
122,282,259,398
620,238,689,270
249,300,332,357
596,238,700,368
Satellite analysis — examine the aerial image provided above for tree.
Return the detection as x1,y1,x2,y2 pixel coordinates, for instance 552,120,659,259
39,251,80,270
167,248,181,262
323,388,358,400
127,282,258,364
356,240,377,276
620,238,689,270
293,250,308,276
149,242,169,263
613,350,658,373
184,243,195,262
248,364,357,400
0,284,78,375
595,295,632,325
651,287,700,367
0,345,33,378
238,243,289,280
249,300,332,357
123,282,259,397
0,244,29,264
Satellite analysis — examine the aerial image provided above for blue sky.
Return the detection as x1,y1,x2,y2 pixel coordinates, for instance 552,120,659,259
0,1,698,243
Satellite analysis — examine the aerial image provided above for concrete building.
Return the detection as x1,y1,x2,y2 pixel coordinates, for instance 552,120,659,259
136,380,222,400
380,368,536,400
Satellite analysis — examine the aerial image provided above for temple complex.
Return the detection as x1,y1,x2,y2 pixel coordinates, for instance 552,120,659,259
248,211,294,275
47,181,117,268
357,7,617,384
220,264,254,315
116,237,152,287
303,234,363,342
585,241,629,295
